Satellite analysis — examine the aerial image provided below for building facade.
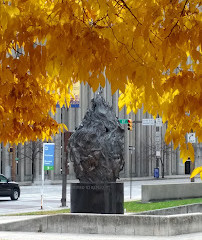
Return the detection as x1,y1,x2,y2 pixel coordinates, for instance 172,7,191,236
0,81,201,183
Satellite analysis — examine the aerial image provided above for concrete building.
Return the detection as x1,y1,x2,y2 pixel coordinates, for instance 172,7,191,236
0,81,201,183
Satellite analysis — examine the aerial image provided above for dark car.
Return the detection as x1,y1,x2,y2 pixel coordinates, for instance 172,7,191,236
0,174,20,200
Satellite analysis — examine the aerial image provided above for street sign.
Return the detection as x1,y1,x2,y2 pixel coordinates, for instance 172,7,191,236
43,143,55,170
119,119,129,124
142,119,155,126
156,142,161,151
156,118,162,127
187,133,196,143
129,146,135,151
155,131,161,142
156,151,161,157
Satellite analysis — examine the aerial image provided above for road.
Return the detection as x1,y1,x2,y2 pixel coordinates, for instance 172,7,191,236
0,176,199,215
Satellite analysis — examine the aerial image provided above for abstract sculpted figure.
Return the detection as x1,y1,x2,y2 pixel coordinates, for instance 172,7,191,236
68,93,124,183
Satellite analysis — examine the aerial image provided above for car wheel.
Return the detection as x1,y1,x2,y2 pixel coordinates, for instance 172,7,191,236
11,189,19,200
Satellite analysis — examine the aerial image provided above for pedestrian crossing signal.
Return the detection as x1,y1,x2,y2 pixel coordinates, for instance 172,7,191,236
128,119,132,131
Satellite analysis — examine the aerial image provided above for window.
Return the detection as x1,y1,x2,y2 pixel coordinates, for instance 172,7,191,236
0,175,7,183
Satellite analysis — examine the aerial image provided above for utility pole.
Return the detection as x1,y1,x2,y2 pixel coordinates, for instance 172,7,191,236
61,131,72,207
61,106,66,207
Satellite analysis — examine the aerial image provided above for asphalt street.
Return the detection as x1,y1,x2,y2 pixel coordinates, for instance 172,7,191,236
0,176,199,215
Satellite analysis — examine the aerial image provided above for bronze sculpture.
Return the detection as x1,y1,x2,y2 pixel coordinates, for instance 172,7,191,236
68,92,125,183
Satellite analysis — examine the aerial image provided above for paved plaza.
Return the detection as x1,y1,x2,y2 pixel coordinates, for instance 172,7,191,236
1,231,202,240
0,176,202,239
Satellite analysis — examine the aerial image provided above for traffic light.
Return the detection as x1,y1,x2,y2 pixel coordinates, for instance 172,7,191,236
8,147,13,152
128,119,132,131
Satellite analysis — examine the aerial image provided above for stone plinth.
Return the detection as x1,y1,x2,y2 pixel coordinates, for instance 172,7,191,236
70,183,124,214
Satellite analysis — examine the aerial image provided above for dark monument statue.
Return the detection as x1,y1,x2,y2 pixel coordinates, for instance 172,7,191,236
69,92,125,214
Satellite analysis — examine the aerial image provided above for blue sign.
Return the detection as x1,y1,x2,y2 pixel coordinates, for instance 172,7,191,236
43,143,55,170
56,103,65,108
70,102,79,108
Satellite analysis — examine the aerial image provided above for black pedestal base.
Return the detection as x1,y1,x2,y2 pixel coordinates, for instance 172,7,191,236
70,183,124,214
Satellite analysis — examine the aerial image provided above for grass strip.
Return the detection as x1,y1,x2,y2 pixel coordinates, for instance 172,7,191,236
4,198,202,216
6,208,70,216
124,198,202,213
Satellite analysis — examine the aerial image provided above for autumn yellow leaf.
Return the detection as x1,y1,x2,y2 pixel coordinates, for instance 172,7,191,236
0,0,201,151
190,167,202,179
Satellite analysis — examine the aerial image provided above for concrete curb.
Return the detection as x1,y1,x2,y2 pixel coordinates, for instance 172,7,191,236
134,203,202,216
142,182,202,202
1,212,202,236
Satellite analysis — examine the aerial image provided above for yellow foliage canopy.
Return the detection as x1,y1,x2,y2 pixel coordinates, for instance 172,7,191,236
0,0,202,169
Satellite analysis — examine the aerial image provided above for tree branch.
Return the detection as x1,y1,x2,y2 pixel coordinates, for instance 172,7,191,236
165,0,189,38
118,0,142,25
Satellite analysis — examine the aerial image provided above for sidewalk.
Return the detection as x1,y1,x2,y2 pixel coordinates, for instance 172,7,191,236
119,174,193,182
19,174,195,186
1,230,202,240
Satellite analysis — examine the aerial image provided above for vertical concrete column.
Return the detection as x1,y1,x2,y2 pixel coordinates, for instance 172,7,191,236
176,147,180,174
18,143,25,182
0,144,2,174
67,105,76,132
144,112,150,176
80,82,88,120
24,142,32,182
166,142,172,175
102,83,107,100
2,145,11,178
135,109,141,177
148,125,152,176
172,148,177,175
106,80,112,106
67,106,75,179
139,108,144,176
54,108,62,180
112,90,119,117
167,143,174,175
35,142,40,182
141,111,146,176
142,111,147,176
90,87,95,103
75,91,82,128
176,145,185,175
195,143,200,168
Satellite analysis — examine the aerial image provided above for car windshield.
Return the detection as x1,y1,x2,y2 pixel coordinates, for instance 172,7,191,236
0,175,7,183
